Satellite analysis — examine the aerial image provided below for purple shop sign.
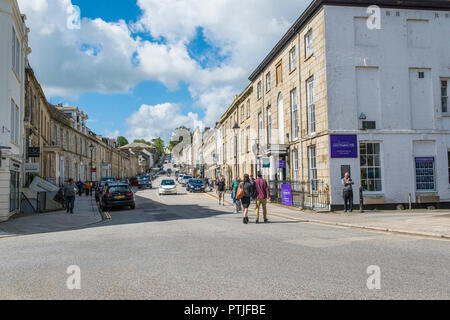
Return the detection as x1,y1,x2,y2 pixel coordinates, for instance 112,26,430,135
415,157,435,163
330,135,358,158
278,160,286,169
281,184,293,206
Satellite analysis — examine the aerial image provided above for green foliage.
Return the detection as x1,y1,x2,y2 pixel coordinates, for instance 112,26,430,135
152,137,165,156
117,136,129,147
133,139,152,146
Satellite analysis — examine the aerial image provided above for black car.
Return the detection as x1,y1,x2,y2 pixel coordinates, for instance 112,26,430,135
99,183,135,210
187,179,206,193
137,177,152,189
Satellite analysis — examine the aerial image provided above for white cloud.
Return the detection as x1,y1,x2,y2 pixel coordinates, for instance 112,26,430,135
125,103,203,142
19,0,312,138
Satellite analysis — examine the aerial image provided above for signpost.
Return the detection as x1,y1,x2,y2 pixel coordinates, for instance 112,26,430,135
330,135,358,158
24,163,39,173
281,184,293,206
277,160,286,169
28,147,41,158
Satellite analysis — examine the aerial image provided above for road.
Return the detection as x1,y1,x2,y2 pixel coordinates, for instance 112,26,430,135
0,166,449,299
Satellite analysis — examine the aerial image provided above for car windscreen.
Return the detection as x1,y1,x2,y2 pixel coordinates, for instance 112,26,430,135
161,180,175,185
108,186,130,193
190,180,203,184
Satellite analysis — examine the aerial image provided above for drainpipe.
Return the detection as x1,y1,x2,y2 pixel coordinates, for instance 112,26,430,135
297,32,304,183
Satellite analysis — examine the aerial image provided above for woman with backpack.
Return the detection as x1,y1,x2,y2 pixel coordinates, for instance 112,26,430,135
236,174,253,224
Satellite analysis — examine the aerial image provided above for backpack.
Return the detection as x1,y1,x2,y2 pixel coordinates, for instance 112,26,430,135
236,183,244,200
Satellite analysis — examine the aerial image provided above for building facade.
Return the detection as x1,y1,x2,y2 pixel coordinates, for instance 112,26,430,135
216,0,450,209
0,0,29,221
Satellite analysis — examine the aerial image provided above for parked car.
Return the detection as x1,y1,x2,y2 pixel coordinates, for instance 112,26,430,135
159,179,177,195
181,175,193,186
186,179,205,193
95,177,117,201
137,176,152,189
130,177,139,187
120,178,130,185
177,174,185,184
99,183,135,211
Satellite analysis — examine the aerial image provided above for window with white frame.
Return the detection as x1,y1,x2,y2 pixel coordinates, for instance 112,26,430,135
10,100,19,144
267,107,272,145
308,145,317,193
415,157,436,191
266,72,271,92
257,81,262,100
442,79,448,113
306,77,315,134
448,150,450,184
247,100,250,118
289,46,297,72
241,130,245,154
53,125,57,146
11,28,21,77
360,142,382,192
246,127,250,152
291,88,299,139
305,30,313,57
258,113,264,144
293,149,299,181
241,105,244,122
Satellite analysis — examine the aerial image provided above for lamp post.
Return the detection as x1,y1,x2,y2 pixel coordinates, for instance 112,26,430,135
286,133,290,182
232,122,240,178
89,144,94,182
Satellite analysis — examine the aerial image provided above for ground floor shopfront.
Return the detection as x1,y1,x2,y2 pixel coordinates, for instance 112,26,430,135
252,132,450,211
0,158,22,222
328,132,450,210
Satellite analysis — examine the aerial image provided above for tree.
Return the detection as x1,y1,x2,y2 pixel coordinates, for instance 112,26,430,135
152,137,165,157
117,136,129,147
133,139,152,146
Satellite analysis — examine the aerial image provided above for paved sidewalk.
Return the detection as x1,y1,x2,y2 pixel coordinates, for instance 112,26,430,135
0,195,102,238
205,190,450,239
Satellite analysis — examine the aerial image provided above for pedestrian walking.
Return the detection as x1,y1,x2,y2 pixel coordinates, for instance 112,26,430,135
217,175,226,205
84,181,91,196
63,179,77,214
239,174,253,224
253,172,271,223
204,177,210,192
76,181,84,196
209,178,213,192
231,176,241,213
342,172,354,212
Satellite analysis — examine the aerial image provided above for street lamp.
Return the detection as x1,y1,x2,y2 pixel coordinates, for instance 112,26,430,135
89,144,94,182
232,122,240,178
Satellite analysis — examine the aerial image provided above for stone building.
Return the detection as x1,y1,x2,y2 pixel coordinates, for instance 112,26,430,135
221,0,450,209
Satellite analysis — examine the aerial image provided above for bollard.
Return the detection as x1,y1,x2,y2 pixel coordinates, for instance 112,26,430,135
359,186,364,213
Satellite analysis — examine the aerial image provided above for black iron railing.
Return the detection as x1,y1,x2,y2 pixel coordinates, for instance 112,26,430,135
268,180,330,210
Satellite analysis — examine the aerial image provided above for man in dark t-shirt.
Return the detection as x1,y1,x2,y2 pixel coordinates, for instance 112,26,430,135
217,176,226,206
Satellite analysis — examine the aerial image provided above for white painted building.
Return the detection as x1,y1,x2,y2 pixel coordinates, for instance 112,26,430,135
0,0,29,221
323,2,450,208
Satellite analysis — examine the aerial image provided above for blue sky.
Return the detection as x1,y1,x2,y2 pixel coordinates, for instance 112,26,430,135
53,0,202,140
18,0,308,142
